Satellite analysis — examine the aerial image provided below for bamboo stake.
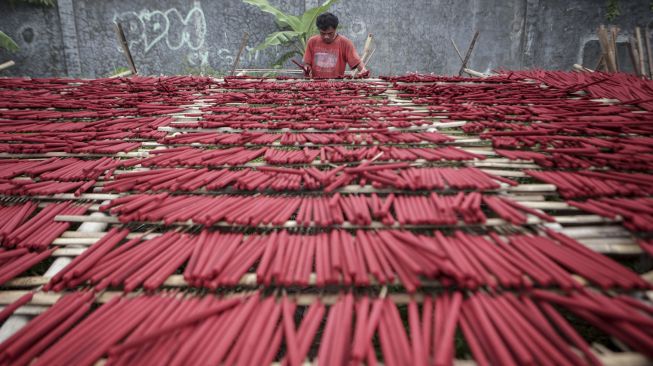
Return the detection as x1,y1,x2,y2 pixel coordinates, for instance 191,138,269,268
113,22,137,75
628,36,642,76
361,33,373,60
458,31,480,76
230,32,250,76
594,54,606,72
110,69,133,78
597,25,608,69
234,68,303,73
463,68,491,77
573,64,595,73
610,26,620,71
0,60,15,71
362,46,377,69
451,39,465,62
53,214,619,228
352,33,373,77
597,25,617,72
645,27,653,78
599,25,617,72
635,27,646,76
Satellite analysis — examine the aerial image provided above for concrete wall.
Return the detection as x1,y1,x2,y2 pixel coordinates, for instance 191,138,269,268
0,1,66,76
1,0,652,77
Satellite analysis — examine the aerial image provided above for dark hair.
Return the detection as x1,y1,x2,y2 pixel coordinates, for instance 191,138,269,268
316,12,339,31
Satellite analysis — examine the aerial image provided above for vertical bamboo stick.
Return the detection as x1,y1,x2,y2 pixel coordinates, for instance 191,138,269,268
597,25,616,72
458,31,480,76
635,27,646,76
230,33,250,77
628,36,642,75
645,27,653,78
610,26,620,71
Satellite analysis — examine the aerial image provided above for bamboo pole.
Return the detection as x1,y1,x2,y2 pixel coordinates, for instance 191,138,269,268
610,26,620,71
234,68,303,73
113,22,137,75
594,54,606,71
598,25,617,72
635,27,646,76
628,36,642,75
352,33,373,77
573,64,595,73
0,60,15,71
463,68,492,77
363,46,377,68
458,31,480,76
451,39,465,62
645,27,653,78
230,32,250,76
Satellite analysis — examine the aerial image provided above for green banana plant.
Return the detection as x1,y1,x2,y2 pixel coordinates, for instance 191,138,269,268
242,0,339,68
0,31,19,53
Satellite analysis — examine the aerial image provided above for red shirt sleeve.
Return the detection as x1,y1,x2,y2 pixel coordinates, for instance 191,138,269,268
345,39,362,69
303,38,314,66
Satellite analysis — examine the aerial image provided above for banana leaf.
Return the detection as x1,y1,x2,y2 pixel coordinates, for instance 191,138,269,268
0,31,19,53
242,0,302,30
272,50,301,69
243,0,339,64
19,0,56,5
254,30,302,51
299,0,339,35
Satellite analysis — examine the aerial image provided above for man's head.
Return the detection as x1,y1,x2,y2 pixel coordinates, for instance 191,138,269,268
316,12,338,44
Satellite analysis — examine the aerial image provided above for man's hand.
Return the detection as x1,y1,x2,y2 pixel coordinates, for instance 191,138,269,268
355,67,370,78
292,59,312,78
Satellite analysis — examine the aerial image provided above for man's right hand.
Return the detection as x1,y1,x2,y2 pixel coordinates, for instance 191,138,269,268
354,67,369,78
303,64,312,78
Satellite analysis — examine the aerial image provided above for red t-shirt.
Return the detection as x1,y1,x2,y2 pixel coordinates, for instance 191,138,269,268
303,34,361,78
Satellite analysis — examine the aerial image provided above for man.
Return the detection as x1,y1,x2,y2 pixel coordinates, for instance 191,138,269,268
303,12,369,78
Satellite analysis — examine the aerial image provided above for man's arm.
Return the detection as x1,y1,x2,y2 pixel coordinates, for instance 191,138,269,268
354,62,369,78
303,39,314,78
293,59,312,77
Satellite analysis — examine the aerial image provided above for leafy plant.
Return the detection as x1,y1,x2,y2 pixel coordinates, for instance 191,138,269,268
10,0,56,5
242,0,339,68
1,0,56,52
0,31,19,53
606,0,621,21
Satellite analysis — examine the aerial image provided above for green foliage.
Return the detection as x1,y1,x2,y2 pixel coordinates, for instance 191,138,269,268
256,30,303,52
0,31,19,53
15,0,56,5
271,50,299,68
242,0,339,67
2,0,56,52
606,0,621,21
605,0,653,20
108,66,131,77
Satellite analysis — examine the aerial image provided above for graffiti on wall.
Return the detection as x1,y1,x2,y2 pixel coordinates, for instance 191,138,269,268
113,5,206,53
